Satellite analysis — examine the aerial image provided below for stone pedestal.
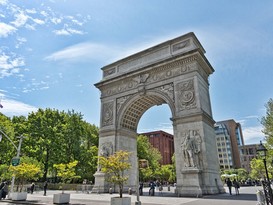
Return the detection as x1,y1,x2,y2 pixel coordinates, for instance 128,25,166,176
93,171,109,193
176,169,203,197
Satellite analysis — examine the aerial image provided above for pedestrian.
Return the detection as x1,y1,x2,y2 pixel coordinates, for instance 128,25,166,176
226,178,232,195
43,181,48,196
30,182,35,194
149,181,155,196
139,182,143,196
233,179,240,195
0,181,4,200
1,182,8,199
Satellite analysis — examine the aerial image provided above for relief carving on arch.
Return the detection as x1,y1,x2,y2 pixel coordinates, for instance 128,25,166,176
133,73,150,84
154,83,174,102
100,142,113,157
181,130,202,169
98,142,113,171
116,95,132,114
177,79,197,111
101,56,198,97
102,101,114,127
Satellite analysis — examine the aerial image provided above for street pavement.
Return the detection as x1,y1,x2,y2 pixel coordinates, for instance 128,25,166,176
0,186,261,205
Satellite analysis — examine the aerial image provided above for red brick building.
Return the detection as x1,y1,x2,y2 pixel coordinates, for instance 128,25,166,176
140,130,174,165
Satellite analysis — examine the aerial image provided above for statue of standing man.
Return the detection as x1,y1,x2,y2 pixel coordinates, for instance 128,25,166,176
181,130,202,168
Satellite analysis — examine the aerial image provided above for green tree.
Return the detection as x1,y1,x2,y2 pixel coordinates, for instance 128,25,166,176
25,108,99,182
0,164,12,181
137,135,161,171
26,108,67,180
157,164,173,182
250,158,266,180
99,150,131,198
237,168,248,181
261,98,273,143
53,160,80,192
0,113,16,165
0,109,99,183
9,156,42,192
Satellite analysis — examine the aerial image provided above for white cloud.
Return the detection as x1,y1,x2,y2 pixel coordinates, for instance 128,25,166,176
53,27,84,36
0,22,17,37
44,42,117,63
0,53,25,78
25,24,35,30
26,9,37,14
0,0,7,6
31,18,45,25
0,98,37,117
53,29,70,36
11,11,29,27
243,125,264,145
50,17,62,24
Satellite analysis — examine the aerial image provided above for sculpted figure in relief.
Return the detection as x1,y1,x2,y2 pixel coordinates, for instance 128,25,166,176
133,73,150,84
98,142,113,171
181,130,202,168
100,142,113,157
102,102,113,126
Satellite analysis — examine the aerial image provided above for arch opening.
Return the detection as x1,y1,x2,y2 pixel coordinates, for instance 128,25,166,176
120,94,169,132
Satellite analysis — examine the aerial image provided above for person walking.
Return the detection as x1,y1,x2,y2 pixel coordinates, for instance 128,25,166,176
1,182,8,199
43,181,48,196
149,181,155,196
139,182,143,196
226,178,232,195
0,181,4,200
30,182,35,194
233,179,240,195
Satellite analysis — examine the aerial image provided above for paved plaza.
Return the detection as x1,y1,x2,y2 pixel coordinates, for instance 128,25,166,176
0,186,260,205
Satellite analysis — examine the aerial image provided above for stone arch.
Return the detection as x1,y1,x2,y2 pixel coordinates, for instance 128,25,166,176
94,32,225,196
117,90,175,132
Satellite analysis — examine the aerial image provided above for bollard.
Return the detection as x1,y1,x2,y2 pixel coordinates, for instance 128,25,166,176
168,185,170,191
109,187,112,194
128,188,132,195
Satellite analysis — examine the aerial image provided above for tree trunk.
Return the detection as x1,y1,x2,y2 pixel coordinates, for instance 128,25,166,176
43,148,49,181
119,185,123,198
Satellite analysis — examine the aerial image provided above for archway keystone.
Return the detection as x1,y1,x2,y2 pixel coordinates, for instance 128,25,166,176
94,32,225,196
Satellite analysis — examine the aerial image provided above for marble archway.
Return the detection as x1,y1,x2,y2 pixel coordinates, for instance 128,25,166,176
93,32,225,196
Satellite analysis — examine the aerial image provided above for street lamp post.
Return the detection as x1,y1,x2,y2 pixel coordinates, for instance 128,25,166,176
0,129,24,198
257,141,273,205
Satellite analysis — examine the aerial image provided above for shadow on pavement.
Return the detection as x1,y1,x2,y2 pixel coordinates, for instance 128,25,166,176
202,193,257,201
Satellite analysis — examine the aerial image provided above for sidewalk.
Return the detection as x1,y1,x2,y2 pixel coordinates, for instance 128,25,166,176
0,186,260,205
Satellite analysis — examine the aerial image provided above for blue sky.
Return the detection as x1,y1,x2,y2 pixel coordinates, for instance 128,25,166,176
0,0,272,145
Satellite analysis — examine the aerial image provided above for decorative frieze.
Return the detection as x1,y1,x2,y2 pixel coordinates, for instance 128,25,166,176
101,56,198,98
177,79,197,111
